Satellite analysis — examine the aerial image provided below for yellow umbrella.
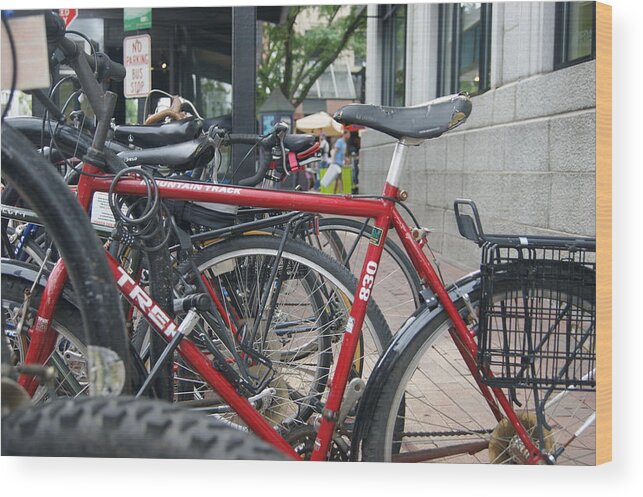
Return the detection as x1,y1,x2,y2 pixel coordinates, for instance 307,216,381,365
295,111,343,137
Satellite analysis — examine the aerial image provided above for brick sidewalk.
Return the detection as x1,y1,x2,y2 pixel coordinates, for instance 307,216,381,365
372,238,477,334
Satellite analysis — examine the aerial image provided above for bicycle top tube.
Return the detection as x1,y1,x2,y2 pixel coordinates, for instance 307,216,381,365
87,174,395,219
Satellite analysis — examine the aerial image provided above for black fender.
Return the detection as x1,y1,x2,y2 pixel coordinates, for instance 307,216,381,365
1,258,79,306
350,270,482,460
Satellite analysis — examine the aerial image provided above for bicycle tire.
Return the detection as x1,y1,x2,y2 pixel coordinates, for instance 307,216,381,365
176,235,392,434
1,125,131,394
360,264,596,465
1,396,287,460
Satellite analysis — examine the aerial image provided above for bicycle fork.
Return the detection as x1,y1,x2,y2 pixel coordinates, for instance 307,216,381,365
18,259,69,396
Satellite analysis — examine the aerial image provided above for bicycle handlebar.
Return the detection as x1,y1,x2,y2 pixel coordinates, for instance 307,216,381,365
233,124,289,187
237,156,273,187
206,122,290,187
44,10,126,83
94,52,127,83
56,31,127,83
43,11,119,159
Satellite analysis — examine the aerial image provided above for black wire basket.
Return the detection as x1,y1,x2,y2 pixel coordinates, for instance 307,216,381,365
453,199,597,392
477,240,596,391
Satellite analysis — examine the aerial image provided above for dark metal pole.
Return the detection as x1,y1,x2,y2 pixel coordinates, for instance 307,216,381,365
169,25,176,94
231,6,257,184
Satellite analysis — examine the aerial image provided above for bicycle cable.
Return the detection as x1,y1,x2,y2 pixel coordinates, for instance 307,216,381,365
352,194,422,229
142,89,172,121
40,74,78,161
1,13,18,122
45,84,81,171
350,194,445,284
64,30,99,80
223,135,264,185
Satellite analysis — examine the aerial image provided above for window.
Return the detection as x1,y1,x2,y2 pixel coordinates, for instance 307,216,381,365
554,2,596,69
380,5,407,106
437,3,492,97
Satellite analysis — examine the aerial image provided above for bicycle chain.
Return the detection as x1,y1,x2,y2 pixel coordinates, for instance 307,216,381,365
401,428,492,438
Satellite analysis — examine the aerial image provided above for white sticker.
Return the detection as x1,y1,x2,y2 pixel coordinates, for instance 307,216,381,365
90,192,116,228
345,317,355,334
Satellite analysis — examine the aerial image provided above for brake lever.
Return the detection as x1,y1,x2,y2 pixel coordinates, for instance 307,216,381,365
273,122,289,175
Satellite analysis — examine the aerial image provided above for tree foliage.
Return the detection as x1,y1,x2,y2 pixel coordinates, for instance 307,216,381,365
258,5,366,108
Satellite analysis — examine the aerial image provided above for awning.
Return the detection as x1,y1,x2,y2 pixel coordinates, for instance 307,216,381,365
295,111,343,137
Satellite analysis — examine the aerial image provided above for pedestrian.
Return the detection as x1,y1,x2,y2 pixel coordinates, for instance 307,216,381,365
316,132,330,191
322,130,350,194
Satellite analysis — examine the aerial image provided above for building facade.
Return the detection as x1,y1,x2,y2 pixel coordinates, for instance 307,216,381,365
362,2,596,267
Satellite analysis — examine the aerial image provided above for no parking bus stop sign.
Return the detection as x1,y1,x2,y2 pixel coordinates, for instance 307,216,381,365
123,34,151,98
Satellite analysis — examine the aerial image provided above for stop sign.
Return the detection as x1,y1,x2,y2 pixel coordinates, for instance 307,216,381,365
58,8,78,28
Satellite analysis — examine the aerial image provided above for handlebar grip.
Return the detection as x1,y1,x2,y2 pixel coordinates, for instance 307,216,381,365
43,10,66,52
227,133,263,146
94,52,126,82
227,133,281,149
58,37,126,83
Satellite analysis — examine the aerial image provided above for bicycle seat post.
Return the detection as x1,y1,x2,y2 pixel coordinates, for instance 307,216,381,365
386,138,422,189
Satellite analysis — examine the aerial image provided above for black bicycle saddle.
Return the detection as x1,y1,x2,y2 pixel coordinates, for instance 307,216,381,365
113,117,203,149
333,93,472,141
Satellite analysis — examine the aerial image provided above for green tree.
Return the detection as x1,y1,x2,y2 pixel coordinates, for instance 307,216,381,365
258,5,366,108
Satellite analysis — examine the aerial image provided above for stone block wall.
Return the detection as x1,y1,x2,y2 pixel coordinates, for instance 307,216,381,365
362,3,596,268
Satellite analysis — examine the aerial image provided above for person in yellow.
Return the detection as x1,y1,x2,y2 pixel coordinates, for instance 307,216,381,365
322,130,349,193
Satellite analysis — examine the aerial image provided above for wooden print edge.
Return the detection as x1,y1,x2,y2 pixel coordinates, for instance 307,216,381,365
595,1,612,465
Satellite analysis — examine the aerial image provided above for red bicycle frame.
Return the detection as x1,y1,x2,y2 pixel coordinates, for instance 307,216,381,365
18,151,545,463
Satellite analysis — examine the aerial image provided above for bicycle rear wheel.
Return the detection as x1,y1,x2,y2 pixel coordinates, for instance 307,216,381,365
360,265,596,464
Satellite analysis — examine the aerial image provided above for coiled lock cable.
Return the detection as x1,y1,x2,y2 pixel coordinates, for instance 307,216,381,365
108,167,172,252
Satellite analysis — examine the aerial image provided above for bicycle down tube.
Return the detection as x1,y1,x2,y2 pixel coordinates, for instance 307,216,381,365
20,156,547,463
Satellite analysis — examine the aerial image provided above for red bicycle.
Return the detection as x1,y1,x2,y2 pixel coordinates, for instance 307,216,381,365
5,11,596,464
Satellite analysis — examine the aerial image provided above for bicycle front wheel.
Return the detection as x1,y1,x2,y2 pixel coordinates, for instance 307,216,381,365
361,266,596,465
2,271,151,401
2,272,91,401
